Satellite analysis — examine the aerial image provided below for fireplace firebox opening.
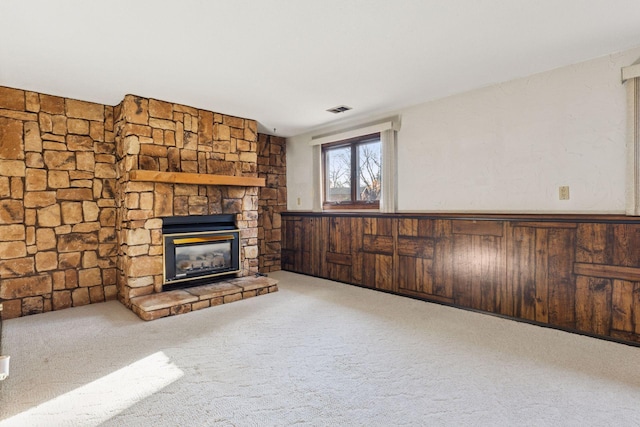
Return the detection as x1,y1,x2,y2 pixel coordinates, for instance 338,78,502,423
162,215,241,290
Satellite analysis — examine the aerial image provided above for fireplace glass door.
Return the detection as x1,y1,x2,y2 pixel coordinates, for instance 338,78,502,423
163,229,240,287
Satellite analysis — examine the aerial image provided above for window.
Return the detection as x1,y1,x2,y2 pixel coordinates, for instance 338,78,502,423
310,118,398,212
322,133,381,209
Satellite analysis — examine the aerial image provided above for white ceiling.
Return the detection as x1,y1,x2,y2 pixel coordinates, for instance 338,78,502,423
2,1,640,137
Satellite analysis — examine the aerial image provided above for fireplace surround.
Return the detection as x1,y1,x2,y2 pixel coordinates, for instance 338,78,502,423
112,94,267,310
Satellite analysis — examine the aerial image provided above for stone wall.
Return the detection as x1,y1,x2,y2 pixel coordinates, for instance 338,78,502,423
0,86,286,320
257,134,286,272
0,86,117,319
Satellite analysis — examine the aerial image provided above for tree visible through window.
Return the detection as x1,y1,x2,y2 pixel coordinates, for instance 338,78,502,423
323,134,381,209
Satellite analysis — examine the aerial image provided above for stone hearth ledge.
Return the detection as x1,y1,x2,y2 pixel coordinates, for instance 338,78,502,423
130,276,278,321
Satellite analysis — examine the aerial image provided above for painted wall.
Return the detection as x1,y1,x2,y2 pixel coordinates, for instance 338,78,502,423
287,46,640,213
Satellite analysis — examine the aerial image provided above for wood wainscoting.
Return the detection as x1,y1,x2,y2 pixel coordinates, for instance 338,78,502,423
281,212,640,346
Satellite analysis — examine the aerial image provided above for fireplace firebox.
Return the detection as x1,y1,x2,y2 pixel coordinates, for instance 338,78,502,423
162,215,240,289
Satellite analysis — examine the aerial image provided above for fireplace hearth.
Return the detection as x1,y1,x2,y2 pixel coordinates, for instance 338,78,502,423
162,215,240,290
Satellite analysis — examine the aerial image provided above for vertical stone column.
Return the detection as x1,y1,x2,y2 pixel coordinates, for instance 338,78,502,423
257,134,287,272
114,96,166,306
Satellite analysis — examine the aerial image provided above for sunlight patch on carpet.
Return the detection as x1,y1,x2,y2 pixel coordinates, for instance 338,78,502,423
0,351,183,427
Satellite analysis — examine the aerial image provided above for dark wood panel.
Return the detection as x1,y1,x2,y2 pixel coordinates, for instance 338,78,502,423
396,219,436,296
281,249,295,271
547,228,576,329
611,224,640,267
452,220,503,237
451,233,504,313
397,236,434,258
611,279,637,335
399,218,435,238
363,253,376,290
576,223,640,268
304,217,324,277
418,256,435,294
398,255,434,294
325,217,352,282
350,217,364,286
509,225,536,321
432,220,454,299
452,233,474,308
576,223,610,264
281,217,298,270
363,235,394,255
282,216,304,273
375,254,394,292
281,216,324,276
312,218,328,276
418,219,435,238
299,217,312,274
509,225,576,326
534,229,549,323
398,218,418,237
362,218,395,291
364,217,394,236
326,252,352,266
296,217,307,274
328,217,351,254
479,235,505,314
398,255,416,292
575,276,612,336
512,222,578,229
317,217,329,278
574,263,640,281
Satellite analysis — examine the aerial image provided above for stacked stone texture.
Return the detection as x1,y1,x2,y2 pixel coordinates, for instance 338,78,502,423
257,134,286,272
113,95,262,308
0,85,284,320
0,86,117,319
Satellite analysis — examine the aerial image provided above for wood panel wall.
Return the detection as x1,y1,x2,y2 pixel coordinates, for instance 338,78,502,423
282,213,640,346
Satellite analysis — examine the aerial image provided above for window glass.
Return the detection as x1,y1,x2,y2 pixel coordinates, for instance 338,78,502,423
356,140,381,202
325,145,351,202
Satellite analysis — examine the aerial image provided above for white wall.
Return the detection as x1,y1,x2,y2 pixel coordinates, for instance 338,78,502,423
287,46,640,213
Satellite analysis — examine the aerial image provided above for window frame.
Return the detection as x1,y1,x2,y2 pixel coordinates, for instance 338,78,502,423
321,132,381,210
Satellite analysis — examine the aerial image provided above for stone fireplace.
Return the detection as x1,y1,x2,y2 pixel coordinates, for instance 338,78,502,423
0,85,284,321
113,95,278,319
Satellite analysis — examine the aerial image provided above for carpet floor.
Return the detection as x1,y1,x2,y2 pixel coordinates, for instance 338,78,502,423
1,271,640,426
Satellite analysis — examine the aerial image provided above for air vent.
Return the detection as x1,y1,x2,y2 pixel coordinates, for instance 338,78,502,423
326,105,352,114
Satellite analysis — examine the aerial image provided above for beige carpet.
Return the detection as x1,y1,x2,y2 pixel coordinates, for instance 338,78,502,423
1,271,640,426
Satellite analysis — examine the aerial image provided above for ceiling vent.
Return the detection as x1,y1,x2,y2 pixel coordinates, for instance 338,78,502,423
326,105,352,114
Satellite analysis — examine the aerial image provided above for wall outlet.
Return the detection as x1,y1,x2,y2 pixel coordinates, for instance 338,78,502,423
559,186,570,200
297,197,301,206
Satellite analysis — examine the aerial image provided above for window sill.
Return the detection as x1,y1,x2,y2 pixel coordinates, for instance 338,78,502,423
323,203,380,211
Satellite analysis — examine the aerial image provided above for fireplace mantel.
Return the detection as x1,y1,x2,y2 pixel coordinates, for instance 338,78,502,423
129,170,266,187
